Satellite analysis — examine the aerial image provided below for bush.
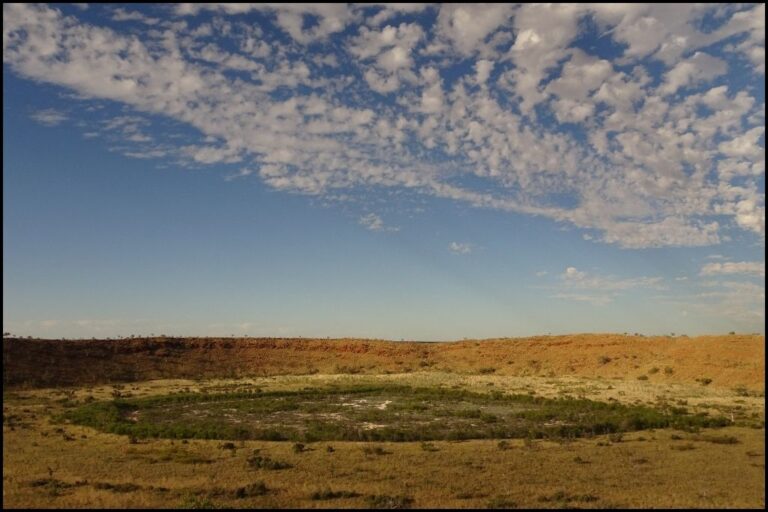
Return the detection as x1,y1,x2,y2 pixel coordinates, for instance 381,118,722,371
247,454,292,470
702,435,739,444
664,367,674,375
420,442,439,452
311,489,361,500
697,378,713,386
362,445,390,456
648,367,659,374
487,497,518,509
365,495,414,509
733,386,750,397
179,495,218,509
538,491,599,504
234,481,268,498
637,375,649,381
93,482,141,493
478,367,497,374
598,356,612,365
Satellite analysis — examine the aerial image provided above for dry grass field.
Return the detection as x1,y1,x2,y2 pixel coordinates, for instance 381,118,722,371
2,335,765,509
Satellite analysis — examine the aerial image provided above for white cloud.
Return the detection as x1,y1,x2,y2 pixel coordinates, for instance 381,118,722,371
665,279,766,326
474,59,494,86
658,52,728,96
504,3,582,113
552,266,666,305
2,3,764,251
552,293,613,306
448,242,472,254
349,22,423,93
700,261,765,278
359,213,399,232
368,4,431,27
435,4,513,56
111,8,159,25
225,168,255,181
30,108,68,126
564,267,586,280
718,127,765,159
176,4,356,44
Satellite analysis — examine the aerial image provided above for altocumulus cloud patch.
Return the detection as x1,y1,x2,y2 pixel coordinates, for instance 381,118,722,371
3,3,765,249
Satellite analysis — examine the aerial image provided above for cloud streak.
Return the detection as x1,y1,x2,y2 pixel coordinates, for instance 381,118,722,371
30,108,68,126
700,261,765,278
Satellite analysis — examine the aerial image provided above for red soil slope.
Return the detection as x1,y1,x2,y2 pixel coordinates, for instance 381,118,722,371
2,334,764,390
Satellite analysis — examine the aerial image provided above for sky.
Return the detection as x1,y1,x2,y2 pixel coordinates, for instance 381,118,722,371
2,3,765,340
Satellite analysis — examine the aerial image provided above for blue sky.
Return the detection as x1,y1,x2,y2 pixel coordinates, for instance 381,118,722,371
3,3,765,339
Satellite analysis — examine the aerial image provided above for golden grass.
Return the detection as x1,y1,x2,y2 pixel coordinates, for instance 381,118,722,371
3,373,765,509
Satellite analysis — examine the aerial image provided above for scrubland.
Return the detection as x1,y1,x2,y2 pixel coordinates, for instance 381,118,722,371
2,334,764,508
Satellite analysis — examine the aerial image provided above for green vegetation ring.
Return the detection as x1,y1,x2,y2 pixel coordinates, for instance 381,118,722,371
60,384,728,442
